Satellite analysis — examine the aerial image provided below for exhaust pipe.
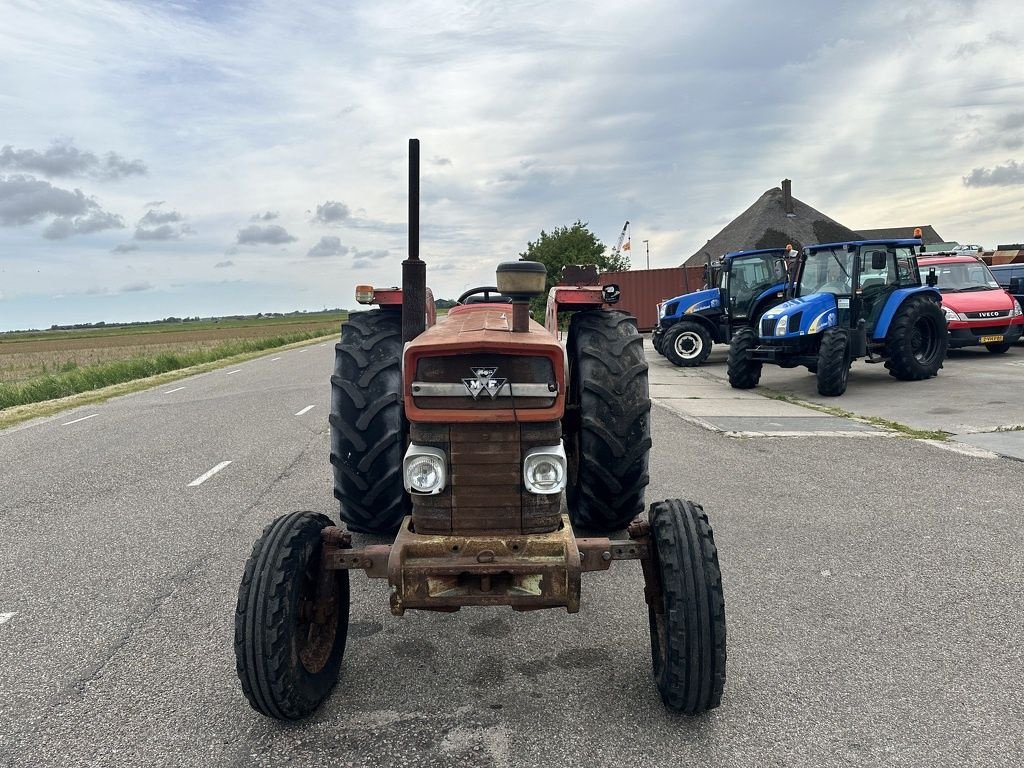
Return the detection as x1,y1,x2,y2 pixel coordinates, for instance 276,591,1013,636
402,138,426,343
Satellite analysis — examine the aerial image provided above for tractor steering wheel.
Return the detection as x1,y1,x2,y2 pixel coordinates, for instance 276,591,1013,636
456,286,507,305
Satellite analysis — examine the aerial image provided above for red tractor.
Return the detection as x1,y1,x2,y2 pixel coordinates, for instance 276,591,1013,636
233,140,726,719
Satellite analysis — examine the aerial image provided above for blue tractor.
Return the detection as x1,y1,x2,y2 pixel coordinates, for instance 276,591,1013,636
727,237,948,396
652,248,792,367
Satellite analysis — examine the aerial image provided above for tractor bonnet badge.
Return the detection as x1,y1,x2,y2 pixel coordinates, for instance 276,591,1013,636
463,367,507,399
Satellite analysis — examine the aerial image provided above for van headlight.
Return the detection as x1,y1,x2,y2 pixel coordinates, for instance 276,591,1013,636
942,306,966,323
403,445,446,495
523,443,567,495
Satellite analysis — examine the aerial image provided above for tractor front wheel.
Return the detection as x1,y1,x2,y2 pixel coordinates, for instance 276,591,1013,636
330,310,408,534
648,499,726,714
566,310,651,531
235,511,350,720
727,327,761,389
816,327,850,396
652,327,666,355
664,321,713,367
884,296,947,381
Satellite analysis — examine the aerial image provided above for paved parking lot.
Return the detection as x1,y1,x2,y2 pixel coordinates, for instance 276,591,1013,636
646,338,1024,459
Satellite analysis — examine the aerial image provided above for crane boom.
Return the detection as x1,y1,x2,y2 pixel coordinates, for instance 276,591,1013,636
612,220,630,257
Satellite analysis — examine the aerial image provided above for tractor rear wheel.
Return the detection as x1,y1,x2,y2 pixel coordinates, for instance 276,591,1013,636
727,327,761,389
816,327,850,396
330,310,408,534
664,321,713,367
235,511,350,720
986,342,1011,354
648,499,726,714
566,310,651,532
884,296,947,381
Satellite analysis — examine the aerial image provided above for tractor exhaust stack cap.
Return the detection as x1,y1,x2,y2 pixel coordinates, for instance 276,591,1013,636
496,260,546,333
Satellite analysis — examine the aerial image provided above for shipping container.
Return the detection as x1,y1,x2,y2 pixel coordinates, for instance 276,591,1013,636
599,267,708,331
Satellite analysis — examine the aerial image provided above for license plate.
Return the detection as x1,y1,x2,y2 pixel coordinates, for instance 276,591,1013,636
980,334,1004,343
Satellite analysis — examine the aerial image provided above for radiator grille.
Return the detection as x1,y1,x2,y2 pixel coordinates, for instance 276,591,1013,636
409,421,562,535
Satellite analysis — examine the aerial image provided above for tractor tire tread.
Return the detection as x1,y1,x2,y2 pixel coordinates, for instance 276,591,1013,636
649,499,726,714
234,511,348,721
566,311,651,531
330,310,408,534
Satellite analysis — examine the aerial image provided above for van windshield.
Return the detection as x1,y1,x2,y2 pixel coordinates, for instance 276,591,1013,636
918,262,999,292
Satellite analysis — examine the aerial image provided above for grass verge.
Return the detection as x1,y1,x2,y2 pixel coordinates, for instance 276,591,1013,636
759,388,951,441
0,333,336,431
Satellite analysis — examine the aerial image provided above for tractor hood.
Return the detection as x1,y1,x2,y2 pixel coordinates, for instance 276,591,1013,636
660,287,721,321
758,293,839,339
403,306,566,423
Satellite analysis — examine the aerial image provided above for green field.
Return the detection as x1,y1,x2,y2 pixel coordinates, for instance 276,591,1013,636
0,312,347,410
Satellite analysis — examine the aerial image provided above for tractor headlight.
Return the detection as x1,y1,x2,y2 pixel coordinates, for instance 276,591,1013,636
403,445,446,495
775,316,789,336
523,443,567,495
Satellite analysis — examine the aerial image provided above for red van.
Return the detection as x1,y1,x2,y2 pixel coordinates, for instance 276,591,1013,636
918,254,1024,353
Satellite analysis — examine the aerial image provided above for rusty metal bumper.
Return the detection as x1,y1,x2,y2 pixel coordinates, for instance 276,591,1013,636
321,515,653,616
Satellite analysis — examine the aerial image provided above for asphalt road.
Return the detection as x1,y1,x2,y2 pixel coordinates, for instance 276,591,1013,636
1,339,1022,767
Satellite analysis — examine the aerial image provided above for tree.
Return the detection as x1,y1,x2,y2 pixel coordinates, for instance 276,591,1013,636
518,221,627,315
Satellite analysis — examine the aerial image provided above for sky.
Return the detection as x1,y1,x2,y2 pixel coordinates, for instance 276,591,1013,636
2,0,1024,331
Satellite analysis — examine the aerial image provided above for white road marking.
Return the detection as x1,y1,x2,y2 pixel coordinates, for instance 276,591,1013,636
0,612,16,625
164,386,186,394
188,461,232,487
295,405,315,416
298,348,308,353
225,369,242,375
62,413,98,426
270,357,281,361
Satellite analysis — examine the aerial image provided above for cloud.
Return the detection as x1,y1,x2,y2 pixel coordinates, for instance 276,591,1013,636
214,260,234,268
112,243,140,253
134,208,190,240
236,223,297,244
84,286,110,295
120,281,154,292
351,249,390,269
0,141,146,180
432,156,453,166
139,209,183,225
144,200,165,208
312,200,350,225
1,175,95,225
963,160,1024,187
307,235,349,258
0,175,123,238
251,210,278,221
136,224,181,240
43,210,125,239
999,113,1024,131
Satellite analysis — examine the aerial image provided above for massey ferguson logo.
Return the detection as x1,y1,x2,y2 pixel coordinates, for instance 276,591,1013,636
977,311,1000,318
462,367,507,399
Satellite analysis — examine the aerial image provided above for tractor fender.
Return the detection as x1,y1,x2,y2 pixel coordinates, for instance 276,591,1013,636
873,287,942,340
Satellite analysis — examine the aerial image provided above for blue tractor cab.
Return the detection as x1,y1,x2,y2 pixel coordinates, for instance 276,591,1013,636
727,236,948,396
652,247,793,367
